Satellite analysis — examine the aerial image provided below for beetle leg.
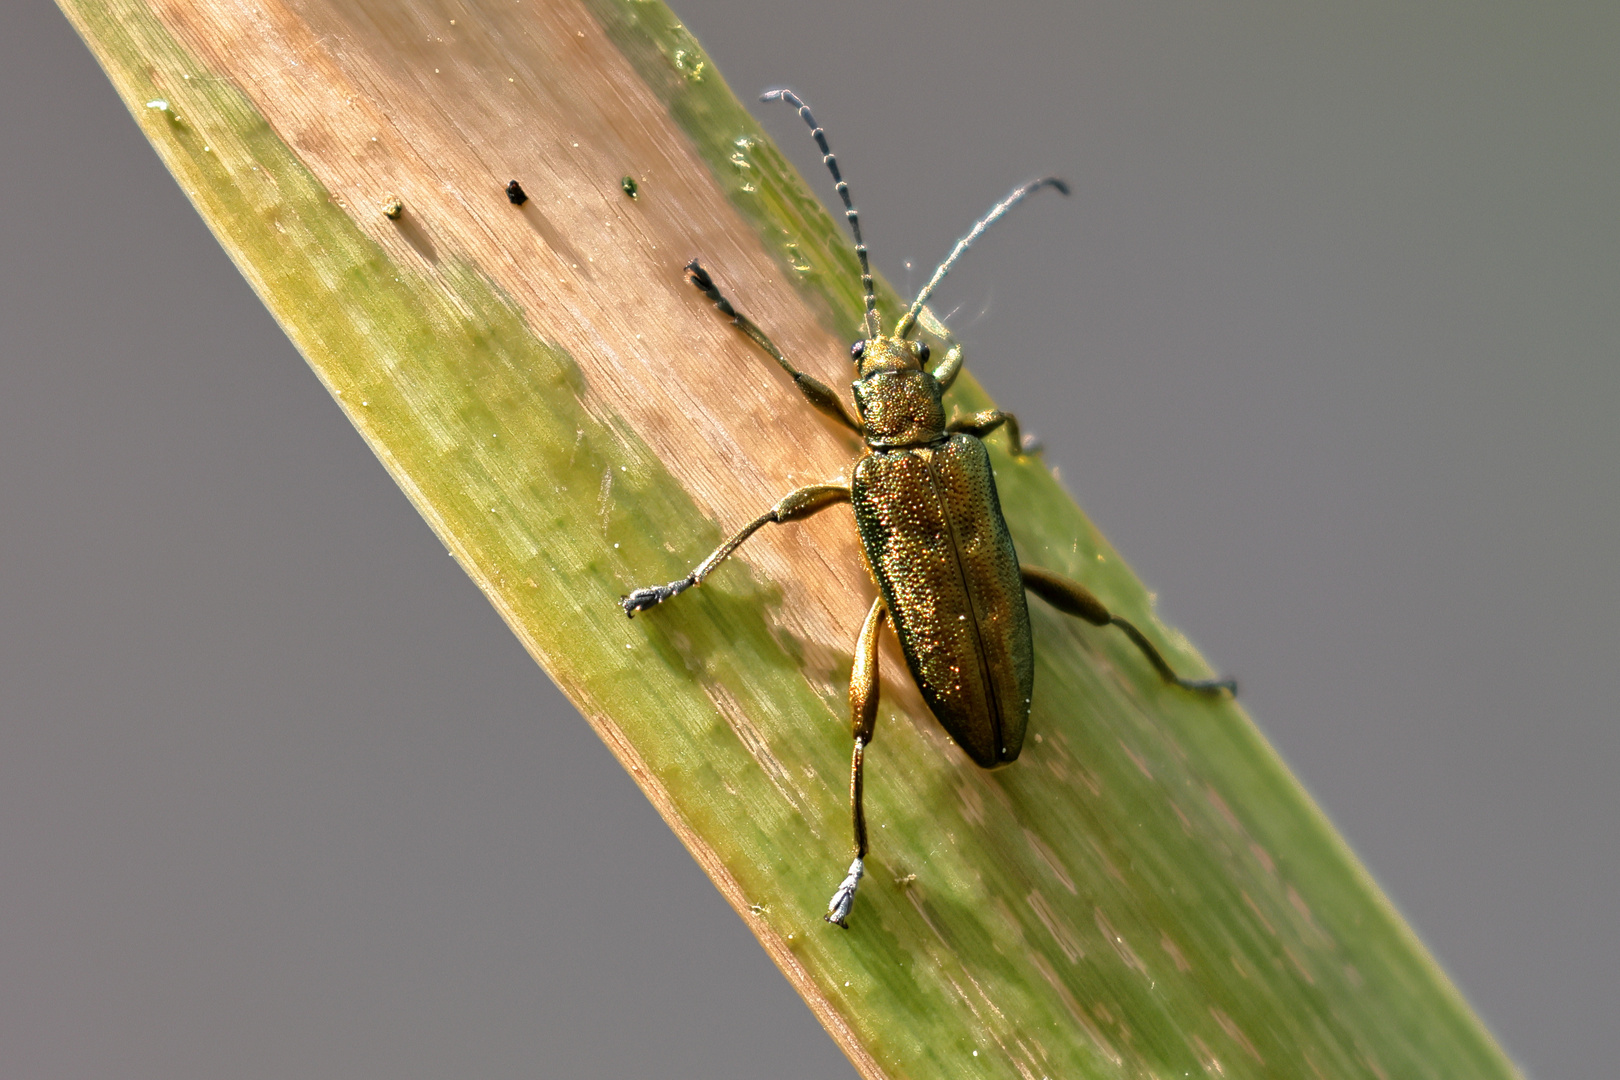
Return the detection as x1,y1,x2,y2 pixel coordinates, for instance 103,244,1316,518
685,260,863,434
848,597,887,852
827,596,886,928
1021,565,1237,694
947,409,1031,456
620,484,851,616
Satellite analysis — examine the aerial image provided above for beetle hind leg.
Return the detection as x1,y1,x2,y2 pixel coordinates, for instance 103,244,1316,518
826,596,887,928
1022,565,1236,695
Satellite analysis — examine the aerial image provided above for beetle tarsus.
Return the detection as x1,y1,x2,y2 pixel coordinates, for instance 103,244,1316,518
684,259,731,317
620,578,693,617
1181,676,1238,696
824,857,864,928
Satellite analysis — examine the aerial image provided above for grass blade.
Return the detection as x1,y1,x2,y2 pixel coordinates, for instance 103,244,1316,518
56,1,1520,1076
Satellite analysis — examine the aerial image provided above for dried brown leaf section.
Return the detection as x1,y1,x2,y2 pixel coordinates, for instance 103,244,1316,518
155,0,873,658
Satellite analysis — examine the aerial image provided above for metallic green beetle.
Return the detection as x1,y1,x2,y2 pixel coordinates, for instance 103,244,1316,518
622,89,1233,927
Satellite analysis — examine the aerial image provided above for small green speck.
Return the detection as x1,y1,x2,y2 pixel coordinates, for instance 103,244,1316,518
621,175,639,199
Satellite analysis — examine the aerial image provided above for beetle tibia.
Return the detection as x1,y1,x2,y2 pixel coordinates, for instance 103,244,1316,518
823,857,864,928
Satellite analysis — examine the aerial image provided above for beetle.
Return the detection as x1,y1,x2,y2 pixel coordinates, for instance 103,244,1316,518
622,89,1233,927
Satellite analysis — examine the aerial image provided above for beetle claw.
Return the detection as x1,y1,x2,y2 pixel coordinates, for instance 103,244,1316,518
823,857,864,928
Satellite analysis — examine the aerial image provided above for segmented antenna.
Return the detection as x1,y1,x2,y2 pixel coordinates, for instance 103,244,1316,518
895,177,1070,339
761,89,879,338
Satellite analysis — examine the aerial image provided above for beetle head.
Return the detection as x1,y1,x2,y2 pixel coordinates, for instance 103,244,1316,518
850,335,931,378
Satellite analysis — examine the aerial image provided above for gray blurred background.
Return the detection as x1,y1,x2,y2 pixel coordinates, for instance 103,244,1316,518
3,1,1614,1077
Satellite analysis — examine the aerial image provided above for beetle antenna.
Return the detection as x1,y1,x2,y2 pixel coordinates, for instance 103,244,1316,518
761,89,880,338
895,177,1069,339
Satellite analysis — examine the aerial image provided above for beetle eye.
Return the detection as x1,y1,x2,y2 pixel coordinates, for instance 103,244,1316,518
917,341,931,364
850,340,865,360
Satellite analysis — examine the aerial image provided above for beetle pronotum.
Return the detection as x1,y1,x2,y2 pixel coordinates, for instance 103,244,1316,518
623,89,1233,927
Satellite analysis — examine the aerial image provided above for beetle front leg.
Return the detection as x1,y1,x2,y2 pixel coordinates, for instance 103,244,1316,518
948,409,1034,456
685,260,863,434
826,596,887,928
1022,565,1236,694
930,342,964,390
621,484,850,616
929,339,1036,451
